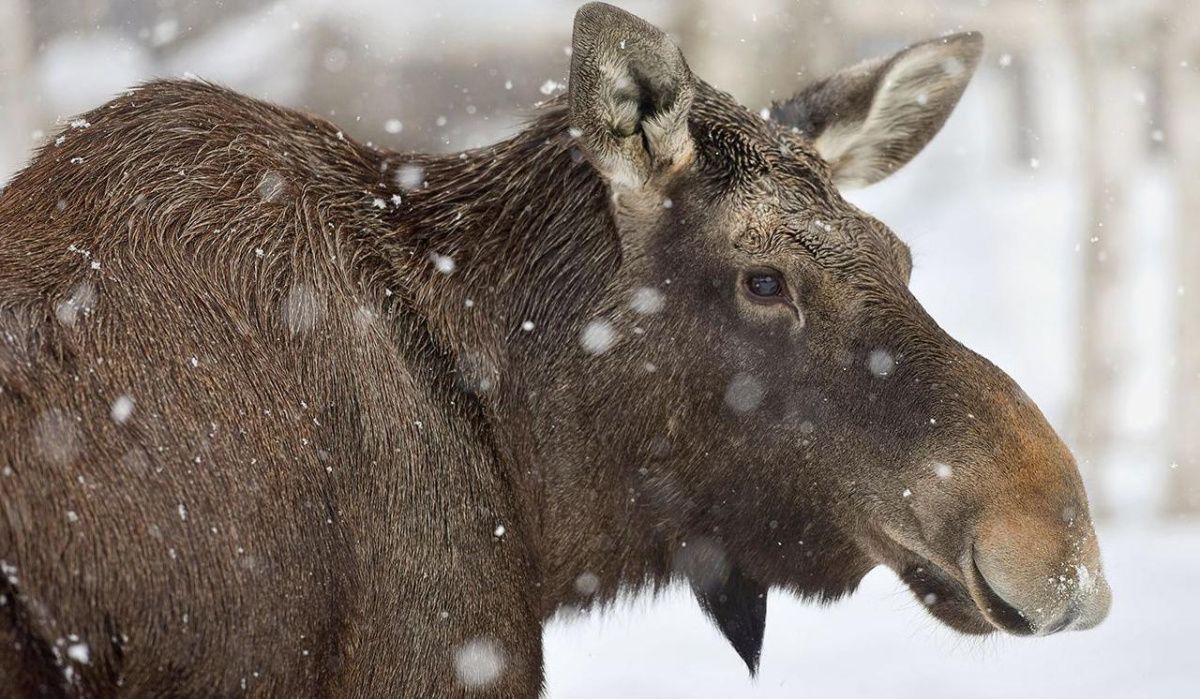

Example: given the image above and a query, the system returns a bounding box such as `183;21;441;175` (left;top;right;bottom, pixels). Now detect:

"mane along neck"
378;104;619;371
371;106;634;586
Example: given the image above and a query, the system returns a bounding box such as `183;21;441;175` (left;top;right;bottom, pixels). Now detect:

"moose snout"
968;511;1111;635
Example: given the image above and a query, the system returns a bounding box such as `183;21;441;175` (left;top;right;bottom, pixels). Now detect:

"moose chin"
0;2;1109;695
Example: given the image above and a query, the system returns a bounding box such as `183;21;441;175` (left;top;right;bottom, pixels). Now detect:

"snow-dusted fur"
0;3;1107;696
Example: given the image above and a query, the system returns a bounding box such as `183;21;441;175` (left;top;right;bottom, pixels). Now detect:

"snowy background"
1;0;1197;696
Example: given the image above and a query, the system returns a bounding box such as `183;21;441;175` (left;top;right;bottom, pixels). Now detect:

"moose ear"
770;32;983;188
568;2;696;191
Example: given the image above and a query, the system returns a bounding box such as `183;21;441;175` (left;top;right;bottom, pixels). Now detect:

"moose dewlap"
0;2;1108;695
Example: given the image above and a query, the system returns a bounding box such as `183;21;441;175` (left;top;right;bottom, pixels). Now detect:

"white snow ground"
545;522;1200;698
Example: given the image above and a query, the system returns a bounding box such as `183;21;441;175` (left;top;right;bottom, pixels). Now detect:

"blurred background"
0;0;1196;696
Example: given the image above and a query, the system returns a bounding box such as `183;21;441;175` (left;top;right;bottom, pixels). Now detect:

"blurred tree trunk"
1006;55;1038;166
0;0;34;184
1062;0;1145;516
674;0;841;109
1164;0;1200;515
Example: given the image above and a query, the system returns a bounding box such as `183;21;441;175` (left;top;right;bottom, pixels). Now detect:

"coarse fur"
0;3;1109;696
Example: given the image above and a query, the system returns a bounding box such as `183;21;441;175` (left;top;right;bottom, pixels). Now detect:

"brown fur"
0;4;1108;696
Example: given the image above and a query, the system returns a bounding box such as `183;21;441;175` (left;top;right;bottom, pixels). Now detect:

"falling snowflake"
32;409;81;468
429;253;456;275
257;171;287;202
111;395;135;424
629;287;664;315
580;319;616;355
724;373;764;414
282;284;322;336
66;641;91;664
395;163;425;191
575;572;600;597
867;349;895;378
54;283;96;328
671;538;730;593
453;638;505;689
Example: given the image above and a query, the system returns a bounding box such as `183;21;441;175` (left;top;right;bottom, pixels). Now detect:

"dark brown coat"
1;3;1109;696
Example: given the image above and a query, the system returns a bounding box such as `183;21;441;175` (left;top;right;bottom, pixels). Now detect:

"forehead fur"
686;82;905;267
689;82;839;204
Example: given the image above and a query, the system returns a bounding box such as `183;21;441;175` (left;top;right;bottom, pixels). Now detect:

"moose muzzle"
969;509;1111;635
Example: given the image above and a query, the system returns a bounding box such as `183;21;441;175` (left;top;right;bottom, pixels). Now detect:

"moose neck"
378;105;671;613
381;104;616;363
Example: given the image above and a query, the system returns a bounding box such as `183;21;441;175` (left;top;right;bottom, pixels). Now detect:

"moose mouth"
894;549;1034;636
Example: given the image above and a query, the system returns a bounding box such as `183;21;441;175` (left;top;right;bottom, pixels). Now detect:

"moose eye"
746;271;784;299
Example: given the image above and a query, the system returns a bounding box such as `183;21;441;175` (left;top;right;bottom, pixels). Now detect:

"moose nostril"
969;549;1034;634
1038;605;1079;636
971;542;1112;635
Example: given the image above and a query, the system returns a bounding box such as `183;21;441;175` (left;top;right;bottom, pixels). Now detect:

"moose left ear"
568;2;696;192
770;32;984;188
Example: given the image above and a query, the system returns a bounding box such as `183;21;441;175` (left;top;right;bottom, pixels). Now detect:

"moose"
0;3;1110;696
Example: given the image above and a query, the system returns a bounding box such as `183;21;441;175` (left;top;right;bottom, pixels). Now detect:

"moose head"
536;2;1110;671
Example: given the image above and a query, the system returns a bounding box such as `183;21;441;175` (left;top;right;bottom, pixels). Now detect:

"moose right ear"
568;2;696;192
770;32;983;189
